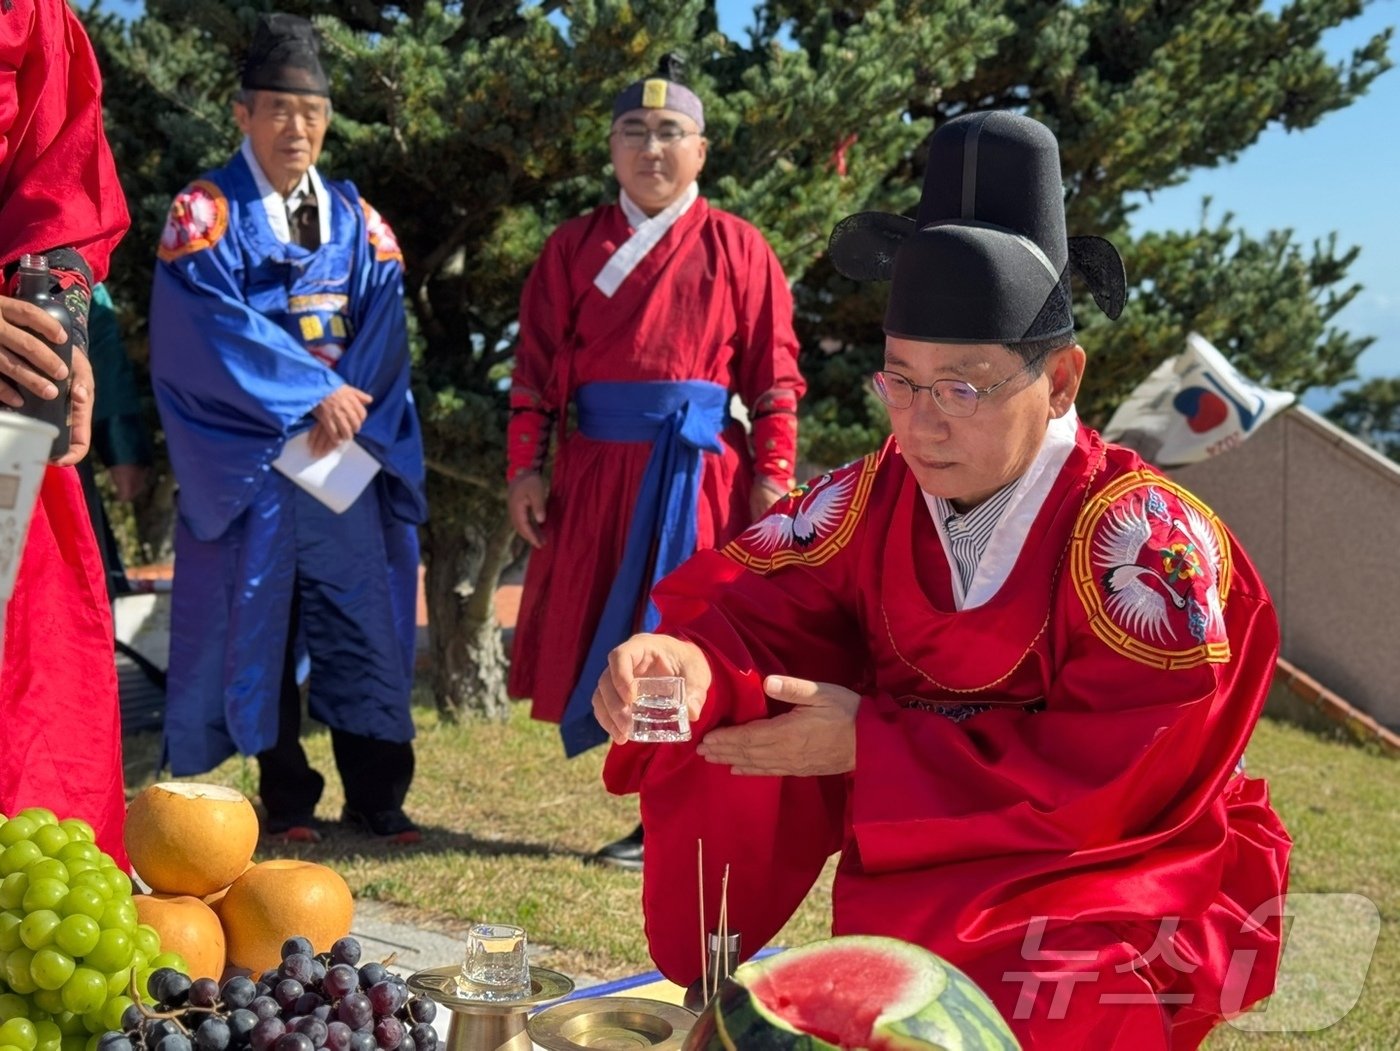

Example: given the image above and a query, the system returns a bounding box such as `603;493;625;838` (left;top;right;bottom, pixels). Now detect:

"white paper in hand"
271;431;381;513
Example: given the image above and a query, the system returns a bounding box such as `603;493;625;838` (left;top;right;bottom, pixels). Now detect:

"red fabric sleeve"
0;0;130;282
727;226;803;483
750;388;799;486
506;231;572;481
507;390;552;482
603;482;871;982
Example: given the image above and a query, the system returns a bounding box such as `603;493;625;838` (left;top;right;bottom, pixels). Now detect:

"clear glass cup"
459;923;530;1000
628;676;691;743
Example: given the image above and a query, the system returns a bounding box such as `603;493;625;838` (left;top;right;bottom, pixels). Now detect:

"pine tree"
1326;377;1400;461
85;0;1389;717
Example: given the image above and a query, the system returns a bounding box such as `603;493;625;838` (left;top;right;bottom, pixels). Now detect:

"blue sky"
104;0;1395;396
712;0;1399;402
1119;2;1399;404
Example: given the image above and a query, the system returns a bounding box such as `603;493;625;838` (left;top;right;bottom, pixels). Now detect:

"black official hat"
828;110;1125;345
241;13;330;98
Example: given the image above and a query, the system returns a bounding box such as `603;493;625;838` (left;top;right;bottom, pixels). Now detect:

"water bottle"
12;254;73;459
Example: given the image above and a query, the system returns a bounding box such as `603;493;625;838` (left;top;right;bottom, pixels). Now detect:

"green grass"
125;706;1397;1047
1203;718;1399;1049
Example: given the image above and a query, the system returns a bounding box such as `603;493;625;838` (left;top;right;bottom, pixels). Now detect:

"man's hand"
0;295;69;408
306;421;339;458
309;385;373;456
507;472;548;549
696;675;859;776
749;475;790;522
53;349;93;467
593;633;713;745
108;463;149;502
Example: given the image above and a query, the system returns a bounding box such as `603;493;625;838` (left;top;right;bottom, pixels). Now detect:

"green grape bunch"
0;808;189;1051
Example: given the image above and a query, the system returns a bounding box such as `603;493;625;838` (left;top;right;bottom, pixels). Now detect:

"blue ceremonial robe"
150;151;426;775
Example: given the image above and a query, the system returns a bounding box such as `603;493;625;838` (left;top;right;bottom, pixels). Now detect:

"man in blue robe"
149;13;427;843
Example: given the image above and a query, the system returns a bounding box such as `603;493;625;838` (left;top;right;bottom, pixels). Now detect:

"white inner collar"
593;183;700;298
240;138;332;247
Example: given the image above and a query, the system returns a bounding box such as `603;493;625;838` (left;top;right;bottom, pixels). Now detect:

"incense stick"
718;863;732;985
698;838;708;1005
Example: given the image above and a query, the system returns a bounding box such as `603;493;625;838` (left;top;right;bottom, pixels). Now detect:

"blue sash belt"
560;379;729;755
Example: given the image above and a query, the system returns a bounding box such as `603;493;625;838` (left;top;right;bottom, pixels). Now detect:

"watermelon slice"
682;936;1020;1050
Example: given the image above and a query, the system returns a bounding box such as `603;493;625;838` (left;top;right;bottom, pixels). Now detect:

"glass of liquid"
628;676;691;743
459;923;531;1000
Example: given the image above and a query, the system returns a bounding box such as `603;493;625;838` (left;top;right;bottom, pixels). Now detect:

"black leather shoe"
342;806;423;845
593;824;643;870
262;813;326;843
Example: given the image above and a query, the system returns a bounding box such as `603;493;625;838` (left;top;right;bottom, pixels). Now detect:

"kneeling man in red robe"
594;111;1289;1050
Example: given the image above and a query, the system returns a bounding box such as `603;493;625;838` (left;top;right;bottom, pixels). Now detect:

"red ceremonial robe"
0;0;130;863
605;425;1291;1050
509;199;804;726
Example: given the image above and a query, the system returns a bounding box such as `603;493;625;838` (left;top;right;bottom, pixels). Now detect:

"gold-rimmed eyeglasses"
872;349;1051;417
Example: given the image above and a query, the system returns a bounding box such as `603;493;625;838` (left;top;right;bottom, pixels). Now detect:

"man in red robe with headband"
0;0;131;863
507;55;805;866
594;112;1289;1048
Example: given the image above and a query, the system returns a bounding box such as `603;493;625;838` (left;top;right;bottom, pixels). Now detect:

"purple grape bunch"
96;937;439;1051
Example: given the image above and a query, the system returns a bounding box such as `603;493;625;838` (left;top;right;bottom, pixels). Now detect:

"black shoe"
341;806;423;845
262;813;326;843
594;824;643;871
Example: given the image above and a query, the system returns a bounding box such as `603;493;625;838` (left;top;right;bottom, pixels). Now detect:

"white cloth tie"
593;183;700;298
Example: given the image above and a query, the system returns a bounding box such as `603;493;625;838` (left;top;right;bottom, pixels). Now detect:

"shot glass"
459;923;530;1000
628;676;691;743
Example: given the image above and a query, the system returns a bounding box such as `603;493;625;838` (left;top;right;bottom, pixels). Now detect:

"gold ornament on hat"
642;79;668;108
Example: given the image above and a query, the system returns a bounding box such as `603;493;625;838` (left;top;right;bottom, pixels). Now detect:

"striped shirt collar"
932;481;1021;596
919;407;1080;609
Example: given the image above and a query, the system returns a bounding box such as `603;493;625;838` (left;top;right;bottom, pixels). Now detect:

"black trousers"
76;459;127;602
256;589;415;820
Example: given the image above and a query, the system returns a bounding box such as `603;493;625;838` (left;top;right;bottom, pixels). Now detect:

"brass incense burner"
407;964;573;1051
528;997;698;1050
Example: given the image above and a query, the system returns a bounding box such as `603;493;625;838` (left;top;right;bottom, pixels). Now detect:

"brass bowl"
527;997;698;1050
407;964;574;1010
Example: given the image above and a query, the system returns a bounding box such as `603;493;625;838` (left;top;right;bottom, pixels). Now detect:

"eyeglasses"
871;350;1051;417
258;98;330;128
611;126;700;149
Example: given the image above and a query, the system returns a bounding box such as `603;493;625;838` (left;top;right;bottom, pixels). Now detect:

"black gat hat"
241;13;330;97
828;111;1125;345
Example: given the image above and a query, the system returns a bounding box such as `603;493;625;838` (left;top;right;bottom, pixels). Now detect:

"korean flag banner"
1102;332;1296;467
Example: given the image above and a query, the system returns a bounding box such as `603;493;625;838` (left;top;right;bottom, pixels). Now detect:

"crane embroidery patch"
360;199;404;265
158;182;229;260
723;453;878;572
1071;473;1233;669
